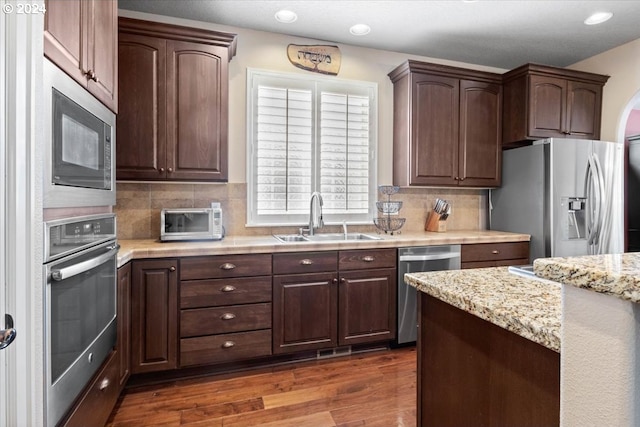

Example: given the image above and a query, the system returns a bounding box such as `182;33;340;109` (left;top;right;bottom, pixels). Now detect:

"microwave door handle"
51;244;120;281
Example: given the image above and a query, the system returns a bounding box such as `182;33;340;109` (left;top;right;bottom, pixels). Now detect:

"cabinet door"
116;33;167;180
528;75;567;138
407;74;459;186
338;269;396;346
459;80;502;187
85;0;117;112
116;263;131;390
131;259;178;374
166;40;229;181
566;80;602;140
43;0;87;84
273;273;337;354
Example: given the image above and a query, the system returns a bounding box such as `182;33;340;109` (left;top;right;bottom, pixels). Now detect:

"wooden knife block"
425;211;446;232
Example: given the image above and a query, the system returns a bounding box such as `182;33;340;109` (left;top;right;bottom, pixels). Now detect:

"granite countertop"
405;267;561;352
117;230;529;267
534;252;640;304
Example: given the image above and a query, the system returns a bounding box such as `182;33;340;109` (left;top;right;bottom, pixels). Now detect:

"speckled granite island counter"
405;267;561;426
533;253;640;427
405;267;561;352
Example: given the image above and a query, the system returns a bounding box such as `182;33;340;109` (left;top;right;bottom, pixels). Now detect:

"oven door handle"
51;244;120;281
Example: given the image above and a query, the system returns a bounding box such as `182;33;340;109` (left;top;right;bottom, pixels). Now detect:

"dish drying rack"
373;185;405;235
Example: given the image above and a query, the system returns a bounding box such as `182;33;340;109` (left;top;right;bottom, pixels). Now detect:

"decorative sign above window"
287;44;341;75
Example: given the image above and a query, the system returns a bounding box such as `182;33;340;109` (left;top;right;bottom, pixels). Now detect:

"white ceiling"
117;0;640;70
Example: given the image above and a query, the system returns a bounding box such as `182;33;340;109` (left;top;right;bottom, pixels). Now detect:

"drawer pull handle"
492;250;500;254
300;259;314;265
222;341;235;348
221;312;236;320
362;256;375;262
220;263;236;270
221;285;236;292
98;378;110;391
169;266;176;272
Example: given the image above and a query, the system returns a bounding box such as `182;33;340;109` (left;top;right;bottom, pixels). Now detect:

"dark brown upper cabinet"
502;64;609;147
116;18;237;182
389;60;502;187
44;0;118;112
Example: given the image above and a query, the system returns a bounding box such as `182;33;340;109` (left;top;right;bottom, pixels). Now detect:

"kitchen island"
405;267;561;426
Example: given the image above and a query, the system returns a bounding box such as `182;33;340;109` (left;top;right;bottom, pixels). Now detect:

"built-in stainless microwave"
43;59;116;208
161;205;224;241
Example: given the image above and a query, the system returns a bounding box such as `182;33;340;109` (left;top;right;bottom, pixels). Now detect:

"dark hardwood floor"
106;347;416;427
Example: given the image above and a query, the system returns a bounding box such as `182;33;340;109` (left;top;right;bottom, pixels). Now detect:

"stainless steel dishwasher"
397;245;461;344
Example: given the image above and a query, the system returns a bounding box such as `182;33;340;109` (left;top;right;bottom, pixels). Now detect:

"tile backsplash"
115;182;488;240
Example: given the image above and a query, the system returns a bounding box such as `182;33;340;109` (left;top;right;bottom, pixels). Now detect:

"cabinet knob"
300;259;314;265
98;378;110;391
491;250;499;254
222;341;235;349
459;177;465;181
159;167;165;173
221;312;236;320
84;70;98;83
332;278;338;284
220;263;236;270
168;167;173;173
455;176;460;180
362;256;375;262
169;266;176;272
340;277;346;284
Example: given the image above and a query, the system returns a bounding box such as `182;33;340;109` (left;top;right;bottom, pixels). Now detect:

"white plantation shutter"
247;69;377;226
256;86;312;215
320;92;370;214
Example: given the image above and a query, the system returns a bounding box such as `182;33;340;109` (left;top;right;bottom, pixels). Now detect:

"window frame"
246;68;378;227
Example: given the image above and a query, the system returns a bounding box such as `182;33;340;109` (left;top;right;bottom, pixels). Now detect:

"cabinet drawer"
180;276;272;309
462;258;529;269
273;251;338;274
339;249;396;271
62;351;120;427
180;329;272;367
180;254;272;280
181;303;272;337
461;242;529;263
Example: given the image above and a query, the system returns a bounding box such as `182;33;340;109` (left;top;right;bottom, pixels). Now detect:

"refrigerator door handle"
591;153;607;253
584;154;602;253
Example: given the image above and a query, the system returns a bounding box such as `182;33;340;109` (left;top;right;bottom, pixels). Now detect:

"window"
247;69;377;226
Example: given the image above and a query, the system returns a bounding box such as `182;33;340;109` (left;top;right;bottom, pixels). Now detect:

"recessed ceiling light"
275;9;297;24
584;11;613;25
349;24;371;36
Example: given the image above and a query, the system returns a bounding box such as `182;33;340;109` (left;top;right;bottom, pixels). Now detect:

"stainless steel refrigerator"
490;138;624;262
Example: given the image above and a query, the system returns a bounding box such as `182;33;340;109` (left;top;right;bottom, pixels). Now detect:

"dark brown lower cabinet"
418;293;560;427
131;259;179;374
117;262;131;389
273;272;338;354
461;241;530;268
273;249;397;355
338;268;396;346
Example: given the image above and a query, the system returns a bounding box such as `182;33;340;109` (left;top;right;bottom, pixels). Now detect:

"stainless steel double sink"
273;232;381;243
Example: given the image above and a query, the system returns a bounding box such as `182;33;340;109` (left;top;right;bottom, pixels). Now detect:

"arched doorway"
618;91;640;252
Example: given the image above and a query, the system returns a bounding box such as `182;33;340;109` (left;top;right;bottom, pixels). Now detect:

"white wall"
568;38;640;142
117;10;506;184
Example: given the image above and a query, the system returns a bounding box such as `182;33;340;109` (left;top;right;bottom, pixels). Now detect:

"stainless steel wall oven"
43;214;119;426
